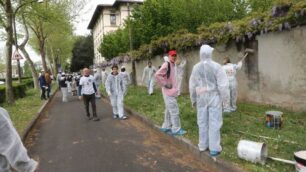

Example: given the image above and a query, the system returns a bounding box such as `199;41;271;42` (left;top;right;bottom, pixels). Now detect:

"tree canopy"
70;36;94;72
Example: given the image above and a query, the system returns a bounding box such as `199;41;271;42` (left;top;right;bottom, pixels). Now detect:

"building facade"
87;0;143;65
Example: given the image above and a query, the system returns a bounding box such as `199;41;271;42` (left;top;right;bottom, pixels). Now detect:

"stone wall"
115;26;306;111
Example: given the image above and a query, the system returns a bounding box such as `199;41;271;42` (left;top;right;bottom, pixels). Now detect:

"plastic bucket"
237;140;268;165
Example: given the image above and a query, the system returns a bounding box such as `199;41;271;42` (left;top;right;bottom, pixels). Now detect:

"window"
110;14;116;26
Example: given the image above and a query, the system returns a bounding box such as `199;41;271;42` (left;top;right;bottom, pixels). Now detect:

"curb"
102;95;244;172
21;87;59;142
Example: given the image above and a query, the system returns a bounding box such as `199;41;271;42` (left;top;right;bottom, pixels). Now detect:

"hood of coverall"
200;44;214;62
163;56;169;62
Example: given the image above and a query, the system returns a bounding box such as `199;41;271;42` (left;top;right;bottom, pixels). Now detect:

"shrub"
0;79;34;104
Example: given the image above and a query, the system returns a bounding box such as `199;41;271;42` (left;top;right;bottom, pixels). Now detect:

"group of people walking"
57;65;131;121
38;70;53;100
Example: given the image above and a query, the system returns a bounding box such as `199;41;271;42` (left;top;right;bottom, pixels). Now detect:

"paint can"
265;111;283;129
237;140;268;165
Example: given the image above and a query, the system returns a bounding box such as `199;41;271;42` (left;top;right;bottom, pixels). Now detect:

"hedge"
0;77;33;82
0;79;34;104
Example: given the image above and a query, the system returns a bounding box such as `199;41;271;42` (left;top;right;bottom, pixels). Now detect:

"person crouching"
105;65;128;120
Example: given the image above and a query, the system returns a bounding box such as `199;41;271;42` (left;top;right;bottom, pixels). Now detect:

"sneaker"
113;114;119;119
199;148;208;152
87;116;93;120
92;117;100;121
171;129;187;136
210;151;221;157
120;115;128;120
223;110;231;113
160;128;171;133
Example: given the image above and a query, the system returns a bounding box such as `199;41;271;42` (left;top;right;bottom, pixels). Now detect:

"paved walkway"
27;92;212;172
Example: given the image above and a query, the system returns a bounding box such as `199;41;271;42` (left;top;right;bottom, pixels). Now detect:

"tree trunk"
39;41;48;72
131;60;137;85
19;14;39;89
50;48;58;75
19;47;39;89
4;0;15;104
12;13;22;83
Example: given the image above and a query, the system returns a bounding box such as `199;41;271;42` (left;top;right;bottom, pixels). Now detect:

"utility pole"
127;2;137;85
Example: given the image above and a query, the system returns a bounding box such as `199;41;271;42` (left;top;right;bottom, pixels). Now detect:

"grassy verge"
1;84;57;134
120;86;306;172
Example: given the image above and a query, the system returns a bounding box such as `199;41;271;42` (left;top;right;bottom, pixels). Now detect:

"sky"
0;0;113;65
74;0;115;35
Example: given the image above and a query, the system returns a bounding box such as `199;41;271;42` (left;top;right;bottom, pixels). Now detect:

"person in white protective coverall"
142;61;157;95
119;66;131;88
101;68;109;86
222;56;243;112
155;50;186;136
105;65;128;120
189;45;229;156
175;56;186;95
93;68;102;98
0;107;39;172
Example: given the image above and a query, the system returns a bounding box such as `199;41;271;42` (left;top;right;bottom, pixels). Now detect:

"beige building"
87;0;143;65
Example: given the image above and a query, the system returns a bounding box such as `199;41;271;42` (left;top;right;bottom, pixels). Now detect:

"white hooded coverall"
119;71;131;88
105;73;126;118
189;45;229;152
94;69;102;97
176;59;186;95
142;66;156;94
222;61;242;112
0;107;38;172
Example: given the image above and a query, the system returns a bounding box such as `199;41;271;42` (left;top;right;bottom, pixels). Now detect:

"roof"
87;0;143;29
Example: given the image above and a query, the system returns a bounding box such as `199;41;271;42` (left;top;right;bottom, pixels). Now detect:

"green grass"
122;86;306;172
1;84;56;134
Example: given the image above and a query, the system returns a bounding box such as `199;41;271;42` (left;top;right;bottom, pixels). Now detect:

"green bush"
0;79;34;104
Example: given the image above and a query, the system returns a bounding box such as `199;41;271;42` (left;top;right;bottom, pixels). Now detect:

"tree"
99;28;129;60
0;0;15;104
99;0;250;60
70;36;94;72
23;60;31;77
17;14;40;89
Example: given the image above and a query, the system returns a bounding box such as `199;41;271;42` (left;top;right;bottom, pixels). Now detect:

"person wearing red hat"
155;50;186;136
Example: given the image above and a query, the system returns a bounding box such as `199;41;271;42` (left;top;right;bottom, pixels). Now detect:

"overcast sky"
74;0;115;35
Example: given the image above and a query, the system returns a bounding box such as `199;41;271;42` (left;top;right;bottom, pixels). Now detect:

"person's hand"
78;96;82;100
34;163;39;172
164;83;172;89
192;102;197;108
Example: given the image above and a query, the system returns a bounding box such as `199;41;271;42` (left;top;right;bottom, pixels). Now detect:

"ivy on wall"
100;0;306;66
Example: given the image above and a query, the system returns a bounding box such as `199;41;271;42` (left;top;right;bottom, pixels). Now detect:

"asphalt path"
27;92;213;172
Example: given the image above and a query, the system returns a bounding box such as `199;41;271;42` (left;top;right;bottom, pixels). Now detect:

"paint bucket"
237;140;268;165
265;111;283;129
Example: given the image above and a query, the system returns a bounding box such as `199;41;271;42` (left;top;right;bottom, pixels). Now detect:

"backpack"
166;62;171;79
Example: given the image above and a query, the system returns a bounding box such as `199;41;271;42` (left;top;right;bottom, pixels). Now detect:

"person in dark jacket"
59;73;68;102
38;71;47;100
